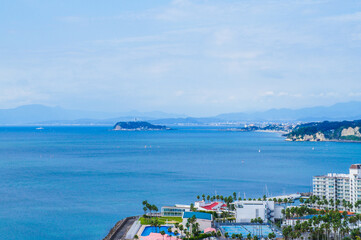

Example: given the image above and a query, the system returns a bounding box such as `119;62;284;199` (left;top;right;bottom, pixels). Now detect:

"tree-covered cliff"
286;120;361;141
113;121;169;131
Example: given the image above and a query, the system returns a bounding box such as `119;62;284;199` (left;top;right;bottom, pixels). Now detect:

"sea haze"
0;127;360;240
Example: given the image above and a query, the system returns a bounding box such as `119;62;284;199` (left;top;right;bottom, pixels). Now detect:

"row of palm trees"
169;218;217;239
224;231;276;240
196;193;276;203
196;193;239;204
281;206;361;239
142;200;159;216
196;193;296;207
301;195;361;212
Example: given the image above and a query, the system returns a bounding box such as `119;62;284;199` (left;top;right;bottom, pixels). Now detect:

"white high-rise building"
313;164;361;210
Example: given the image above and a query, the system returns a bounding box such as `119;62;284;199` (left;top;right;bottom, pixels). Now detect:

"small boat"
36;127;44;130
258;149;261;153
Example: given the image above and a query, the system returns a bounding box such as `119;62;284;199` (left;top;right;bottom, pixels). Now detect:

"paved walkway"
111;217;138;240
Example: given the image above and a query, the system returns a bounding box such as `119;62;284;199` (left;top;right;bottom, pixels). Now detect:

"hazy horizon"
2;0;361;116
1;100;361;120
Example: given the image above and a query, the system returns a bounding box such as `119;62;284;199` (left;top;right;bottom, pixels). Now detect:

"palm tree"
160;231;166;240
197;195;200;200
150;218;160;233
185;222;190;231
258;217;263;237
336;199;340;210
143;206;147;215
179;224;184;236
224;232;229;239
268;232;276;239
152;205;158;213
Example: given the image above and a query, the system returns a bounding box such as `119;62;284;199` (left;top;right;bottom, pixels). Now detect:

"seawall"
103;216;138;240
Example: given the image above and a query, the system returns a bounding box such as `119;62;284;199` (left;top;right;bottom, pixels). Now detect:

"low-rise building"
194;201;227;212
161;205;190;217
233;200;283;223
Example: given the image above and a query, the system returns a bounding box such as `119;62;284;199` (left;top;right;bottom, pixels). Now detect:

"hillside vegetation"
286;120;361;141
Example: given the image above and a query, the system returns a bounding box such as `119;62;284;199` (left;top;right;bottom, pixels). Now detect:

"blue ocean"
0;126;360;240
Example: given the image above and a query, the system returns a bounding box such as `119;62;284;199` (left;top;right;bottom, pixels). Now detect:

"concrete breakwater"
103;216;138;240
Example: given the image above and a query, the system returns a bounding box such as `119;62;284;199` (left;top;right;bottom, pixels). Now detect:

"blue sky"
1;0;361;116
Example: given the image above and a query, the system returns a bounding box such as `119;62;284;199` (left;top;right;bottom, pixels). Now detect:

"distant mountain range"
0;104;186;125
1;101;361;125
216;101;361;122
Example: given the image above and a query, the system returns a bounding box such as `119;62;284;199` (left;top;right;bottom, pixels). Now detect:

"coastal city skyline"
2;0;361;116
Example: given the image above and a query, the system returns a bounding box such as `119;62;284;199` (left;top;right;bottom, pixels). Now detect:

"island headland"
286;120;361;142
113;121;170;131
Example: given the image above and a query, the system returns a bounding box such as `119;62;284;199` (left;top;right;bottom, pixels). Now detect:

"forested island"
286;120;361;142
113;121;170;131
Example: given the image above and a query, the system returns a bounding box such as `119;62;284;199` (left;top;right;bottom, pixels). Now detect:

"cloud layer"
1;0;361;116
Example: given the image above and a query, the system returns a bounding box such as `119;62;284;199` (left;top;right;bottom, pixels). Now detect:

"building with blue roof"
182;212;212;231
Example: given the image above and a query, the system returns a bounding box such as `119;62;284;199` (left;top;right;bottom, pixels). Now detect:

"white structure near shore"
233;200;283;223
313;164;361;211
161;204;190;217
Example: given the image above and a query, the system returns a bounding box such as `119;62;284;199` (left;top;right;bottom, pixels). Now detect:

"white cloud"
213;29;234;46
325;12;361;22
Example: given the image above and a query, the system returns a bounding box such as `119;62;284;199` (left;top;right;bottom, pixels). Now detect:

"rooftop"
182;212;212;220
350;164;361;169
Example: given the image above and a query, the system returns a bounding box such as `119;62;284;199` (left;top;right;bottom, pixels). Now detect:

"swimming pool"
221;225;276;237
141;226;177;236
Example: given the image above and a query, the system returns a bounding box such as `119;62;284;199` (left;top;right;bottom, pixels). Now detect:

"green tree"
179;224;184;236
268;232;276;239
160;231;166;240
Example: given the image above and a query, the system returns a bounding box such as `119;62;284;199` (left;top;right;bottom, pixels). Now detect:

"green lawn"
139;216;182;225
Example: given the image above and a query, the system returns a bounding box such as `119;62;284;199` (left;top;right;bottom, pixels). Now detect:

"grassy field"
139;216;182;225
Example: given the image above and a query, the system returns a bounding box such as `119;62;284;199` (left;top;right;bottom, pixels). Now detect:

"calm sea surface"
0;126;360;240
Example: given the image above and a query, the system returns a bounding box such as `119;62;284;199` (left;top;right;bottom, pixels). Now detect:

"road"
110;217;138;240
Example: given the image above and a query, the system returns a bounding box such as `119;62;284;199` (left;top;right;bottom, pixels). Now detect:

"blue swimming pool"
141;226;177;236
221;225;277;238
